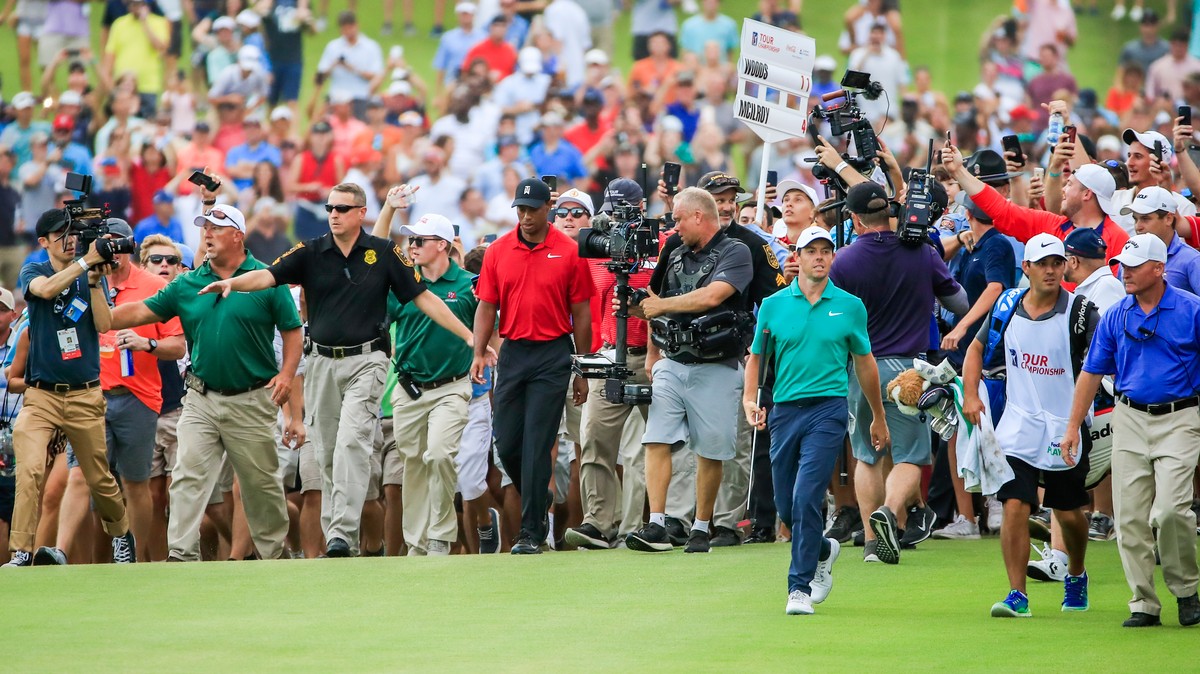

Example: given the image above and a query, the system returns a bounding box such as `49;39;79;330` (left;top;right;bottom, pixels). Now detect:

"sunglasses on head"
701;174;740;191
554;207;588;219
209;208;234;221
325;203;358;213
148;254;181;265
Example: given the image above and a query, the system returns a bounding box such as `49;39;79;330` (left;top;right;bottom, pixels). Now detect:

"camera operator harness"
650;231;754;365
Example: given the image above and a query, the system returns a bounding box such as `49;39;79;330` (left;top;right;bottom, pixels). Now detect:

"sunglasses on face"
325;203;358;213
148;254;181;265
554;207;588;219
408;237;437;247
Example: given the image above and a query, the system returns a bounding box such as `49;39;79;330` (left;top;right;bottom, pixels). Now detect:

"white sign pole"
755;143;771;228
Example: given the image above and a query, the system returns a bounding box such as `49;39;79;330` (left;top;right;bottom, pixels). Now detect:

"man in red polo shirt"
462;15;518;82
471;178;593;554
944;145;1128;268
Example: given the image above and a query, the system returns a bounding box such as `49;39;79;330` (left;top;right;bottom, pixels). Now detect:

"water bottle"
120;347;135;378
1047;111;1064;147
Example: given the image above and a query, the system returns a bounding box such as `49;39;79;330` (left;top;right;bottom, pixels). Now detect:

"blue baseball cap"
1063;227;1107;259
153;190;173;205
176;243;196;269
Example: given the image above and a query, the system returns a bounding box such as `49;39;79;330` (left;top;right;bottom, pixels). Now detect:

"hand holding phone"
1002;134;1025;167
1180;105;1193;127
1063;125;1077;145
766;170;778;187
188;170;220;193
541;175;557;191
662;162;681;195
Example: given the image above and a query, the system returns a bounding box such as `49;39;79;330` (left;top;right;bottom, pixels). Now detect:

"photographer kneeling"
625;187;752;555
4;208;136;567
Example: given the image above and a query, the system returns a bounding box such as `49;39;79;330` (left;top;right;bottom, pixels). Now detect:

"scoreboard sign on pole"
735;19;817;143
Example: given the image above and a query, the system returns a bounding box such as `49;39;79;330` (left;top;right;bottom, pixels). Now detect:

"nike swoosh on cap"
1041;241;1055;247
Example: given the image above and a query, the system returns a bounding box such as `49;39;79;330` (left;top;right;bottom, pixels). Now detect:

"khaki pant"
1111;403;1200;615
308;350;388;550
579;350;649;538
10;387;128;552
168;387;288;561
617;411;649;537
392;378;471;551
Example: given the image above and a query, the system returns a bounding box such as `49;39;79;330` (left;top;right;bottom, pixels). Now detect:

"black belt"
777;396;841;409
1117;393;1200;416
603;343;648;355
414;373;469;391
313;338;388;359
105;386;132;396
185;370;270;396
29;379;100;393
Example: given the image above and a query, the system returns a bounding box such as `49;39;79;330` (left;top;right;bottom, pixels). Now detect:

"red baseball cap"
52;114;75;131
1008;105;1037;122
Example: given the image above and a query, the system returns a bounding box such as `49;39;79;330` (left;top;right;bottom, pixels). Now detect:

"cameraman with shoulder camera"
829;182;967;566
565;178;657;550
625;187;753;554
4;208;136;568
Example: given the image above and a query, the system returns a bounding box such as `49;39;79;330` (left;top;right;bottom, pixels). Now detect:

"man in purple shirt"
829;182;967;566
39;1;91;71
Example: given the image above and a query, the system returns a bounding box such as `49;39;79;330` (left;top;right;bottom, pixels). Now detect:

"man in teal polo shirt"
111;203;304;561
744;226;890;616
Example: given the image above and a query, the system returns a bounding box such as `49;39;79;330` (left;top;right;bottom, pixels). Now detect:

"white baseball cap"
585;49;609;66
1096;134;1121;154
1023;232;1066;262
58;90;82;107
455;2;477;13
270;105;293;121
1119;185;1179;216
329;89;354;105
11;91;35;110
1073;164;1118;217
1111;233;1168;267
796;225;834;249
518;47;542;75
556;189;594;216
400;213;456;243
1122;128;1174;162
236;9;261;28
388;80;413;97
814;55;837;72
194;204;247;233
774;179;818;207
237;44;261;69
213;15;237;32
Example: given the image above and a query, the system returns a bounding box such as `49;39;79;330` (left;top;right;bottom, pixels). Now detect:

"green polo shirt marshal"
144;251;303;391
393;260;476;384
751;278;871;402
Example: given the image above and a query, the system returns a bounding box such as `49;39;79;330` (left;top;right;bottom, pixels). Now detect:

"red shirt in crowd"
475;226;593;342
99;265;185;414
129;161;171;223
462;39;518;81
587;258;652;352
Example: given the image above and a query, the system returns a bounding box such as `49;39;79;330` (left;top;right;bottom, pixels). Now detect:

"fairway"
2;538;1196;672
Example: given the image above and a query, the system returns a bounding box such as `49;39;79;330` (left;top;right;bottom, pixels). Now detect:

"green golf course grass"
1;537;1195;671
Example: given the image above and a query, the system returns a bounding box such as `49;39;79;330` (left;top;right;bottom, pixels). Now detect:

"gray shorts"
105;391;159;483
848;357;932;466
642;358;743;461
151;407;182;478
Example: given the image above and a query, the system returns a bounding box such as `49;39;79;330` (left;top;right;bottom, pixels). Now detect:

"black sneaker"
852;528;865;547
664;517;688;546
1028;508;1052;542
899;504;936;549
1179;594;1200;627
112;532;137;564
325;537;351;558
1;550;32;568
33;546;67;566
709;525;741;547
626;522;673;552
684;529;710;553
824;506;861;543
510;534;542;555
478;507;501;554
868;506;900;564
564;523;611;550
1122;612;1162;628
1088;512;1115;541
745;527;775;544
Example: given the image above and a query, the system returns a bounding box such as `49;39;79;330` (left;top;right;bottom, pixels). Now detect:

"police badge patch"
364;249;377;265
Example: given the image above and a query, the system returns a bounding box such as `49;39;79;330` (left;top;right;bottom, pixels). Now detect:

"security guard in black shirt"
199;182;476;558
651;171;788;547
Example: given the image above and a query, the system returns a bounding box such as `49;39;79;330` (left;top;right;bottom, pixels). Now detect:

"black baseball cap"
698;171;744;196
957;192;993;224
1064;228;1107;259
600;178;644;212
845;182;890;215
36;208;70;237
965;149;1020;184
512;178;552;208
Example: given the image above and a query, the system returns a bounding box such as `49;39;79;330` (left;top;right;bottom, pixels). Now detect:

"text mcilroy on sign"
735;19;817;143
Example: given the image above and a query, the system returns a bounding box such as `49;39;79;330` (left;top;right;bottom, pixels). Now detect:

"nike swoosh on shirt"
547;254;562;258
828;311;843;316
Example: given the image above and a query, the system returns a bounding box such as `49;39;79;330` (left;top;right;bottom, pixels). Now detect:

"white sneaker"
786;590;814;615
985;497;1003;533
427;540;451;556
1027;543;1067;582
932;514;980;540
810;538;840;604
1111;3;1126;19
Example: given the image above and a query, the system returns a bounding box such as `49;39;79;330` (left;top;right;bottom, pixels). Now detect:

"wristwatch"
148;338;158;353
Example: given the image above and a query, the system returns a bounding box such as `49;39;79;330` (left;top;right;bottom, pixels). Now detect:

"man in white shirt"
407;147;467;226
1065;229;1125;315
543;0;592;89
493;49;552;147
313;11;384;119
848;22;908;124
